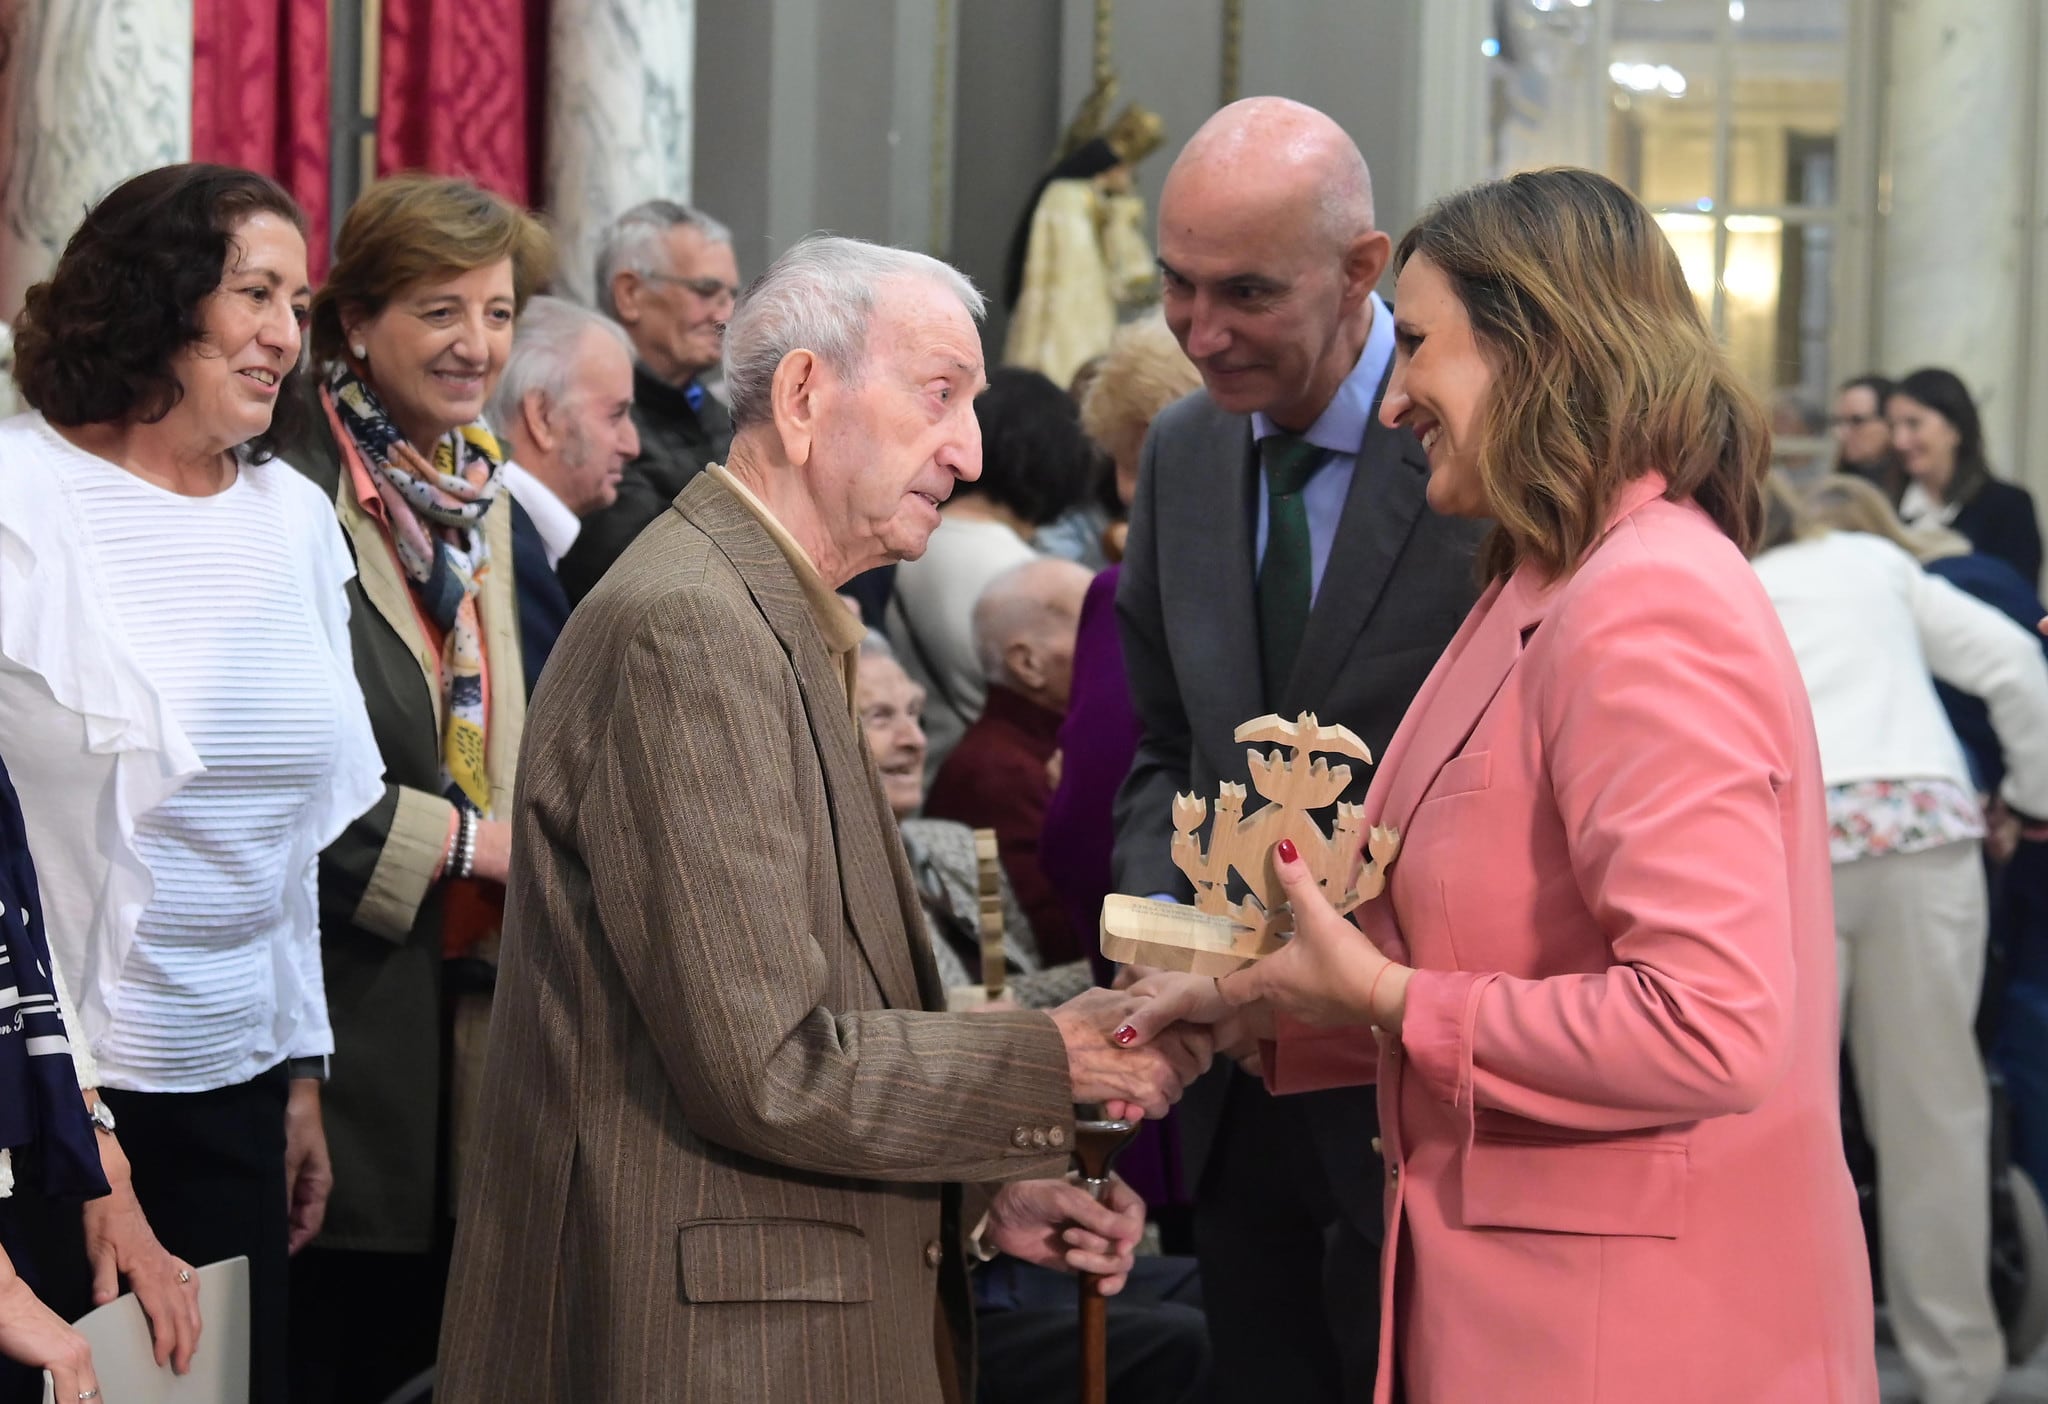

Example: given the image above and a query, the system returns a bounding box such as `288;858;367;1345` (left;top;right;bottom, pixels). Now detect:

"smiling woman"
272;173;554;1402
1124;168;1878;1403
0;163;386;1404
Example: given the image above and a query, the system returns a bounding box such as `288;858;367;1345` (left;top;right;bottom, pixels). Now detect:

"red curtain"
191;0;333;278
377;0;548;207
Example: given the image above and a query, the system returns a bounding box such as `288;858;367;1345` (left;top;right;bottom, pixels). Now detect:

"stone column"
0;0;193;320
544;0;696;305
1879;0;2032;471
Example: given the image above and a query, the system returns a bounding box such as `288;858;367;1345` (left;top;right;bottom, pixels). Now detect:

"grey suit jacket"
1112;375;1485;1218
439;474;1076;1404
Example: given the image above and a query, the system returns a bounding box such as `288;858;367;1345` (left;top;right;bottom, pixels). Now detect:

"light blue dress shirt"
1250;291;1396;602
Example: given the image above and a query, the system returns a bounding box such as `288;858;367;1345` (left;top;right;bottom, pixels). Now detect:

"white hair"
722;234;985;432
971;557;1090;685
486;295;633;437
593;199;734;319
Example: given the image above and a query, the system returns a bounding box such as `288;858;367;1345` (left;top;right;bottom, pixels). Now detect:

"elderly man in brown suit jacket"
437;235;1210;1404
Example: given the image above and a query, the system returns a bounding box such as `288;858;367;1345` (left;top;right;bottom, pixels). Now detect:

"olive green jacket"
283;404;526;1251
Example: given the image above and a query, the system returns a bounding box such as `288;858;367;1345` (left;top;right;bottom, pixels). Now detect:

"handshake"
1045;978;1269;1120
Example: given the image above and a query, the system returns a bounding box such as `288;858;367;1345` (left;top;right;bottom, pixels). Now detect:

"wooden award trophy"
1099;712;1400;975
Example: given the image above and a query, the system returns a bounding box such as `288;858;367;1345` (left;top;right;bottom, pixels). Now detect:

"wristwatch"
85;1097;116;1135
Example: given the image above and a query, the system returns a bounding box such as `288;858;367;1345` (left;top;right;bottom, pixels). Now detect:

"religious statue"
1001;82;1166;390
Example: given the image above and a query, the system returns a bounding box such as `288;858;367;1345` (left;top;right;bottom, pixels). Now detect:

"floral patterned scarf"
326;366;502;817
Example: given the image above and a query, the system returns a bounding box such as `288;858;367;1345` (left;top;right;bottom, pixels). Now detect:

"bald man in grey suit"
1114;99;1484;1401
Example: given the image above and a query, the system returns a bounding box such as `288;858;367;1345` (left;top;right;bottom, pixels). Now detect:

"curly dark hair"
10;163;309;461
959;365;1102;527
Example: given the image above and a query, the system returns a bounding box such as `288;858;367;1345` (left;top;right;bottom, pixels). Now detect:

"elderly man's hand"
985;1175;1145;1294
1047;988;1214;1119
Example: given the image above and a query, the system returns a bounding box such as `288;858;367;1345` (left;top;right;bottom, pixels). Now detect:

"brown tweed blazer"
437;473;1077;1404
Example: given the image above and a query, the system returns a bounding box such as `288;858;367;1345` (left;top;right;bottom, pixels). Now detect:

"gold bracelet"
1366;962;1395;1030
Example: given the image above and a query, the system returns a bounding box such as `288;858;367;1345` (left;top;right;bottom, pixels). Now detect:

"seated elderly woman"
276;173;551;1404
856;632;1091;1009
0;164;383;1402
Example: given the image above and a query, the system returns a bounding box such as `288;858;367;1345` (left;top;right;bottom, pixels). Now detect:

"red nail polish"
1276;838;1299;865
1113;1024;1138;1045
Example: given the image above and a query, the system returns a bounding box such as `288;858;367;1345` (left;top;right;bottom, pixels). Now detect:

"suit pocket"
677;1217;875;1304
1460;1133;1687;1239
1417;750;1492;807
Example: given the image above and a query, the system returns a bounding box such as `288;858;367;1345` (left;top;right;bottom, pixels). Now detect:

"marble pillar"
544;0;696;305
1880;0;2031;474
0;0;193;320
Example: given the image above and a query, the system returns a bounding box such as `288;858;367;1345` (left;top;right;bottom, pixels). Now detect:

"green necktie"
1257;432;1325;703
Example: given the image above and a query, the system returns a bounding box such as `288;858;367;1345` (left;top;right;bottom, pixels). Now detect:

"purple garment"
1042;567;1142;966
1039;565;1188;1209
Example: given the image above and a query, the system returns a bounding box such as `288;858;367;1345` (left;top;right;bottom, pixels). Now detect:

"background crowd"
0;68;2044;1404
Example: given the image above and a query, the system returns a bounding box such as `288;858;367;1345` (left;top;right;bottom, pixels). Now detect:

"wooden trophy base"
1098;894;1281;977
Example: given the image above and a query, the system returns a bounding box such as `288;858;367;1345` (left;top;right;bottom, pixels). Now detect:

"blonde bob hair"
1396;168;1770;580
1803;473;1973;564
1080;312;1201;475
311;173;553;368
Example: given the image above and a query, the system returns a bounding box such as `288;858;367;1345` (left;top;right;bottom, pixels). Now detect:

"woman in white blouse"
1753;476;2048;1404
0;164;382;1403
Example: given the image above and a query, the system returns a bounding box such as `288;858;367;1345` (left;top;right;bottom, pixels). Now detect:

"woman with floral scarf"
279;174;551;1404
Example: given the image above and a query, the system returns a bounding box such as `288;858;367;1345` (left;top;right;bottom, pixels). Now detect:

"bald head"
1155;98;1392;429
1167;97;1375;249
972;557;1092;711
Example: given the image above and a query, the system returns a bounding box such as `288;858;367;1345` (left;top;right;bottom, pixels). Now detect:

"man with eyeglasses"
559;200;742;602
1832;372;1906;508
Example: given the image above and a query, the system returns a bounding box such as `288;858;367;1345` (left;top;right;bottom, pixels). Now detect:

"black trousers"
5;1065;293;1403
975;1255;1212;1404
287;1235;450;1404
1193;1068;1382;1404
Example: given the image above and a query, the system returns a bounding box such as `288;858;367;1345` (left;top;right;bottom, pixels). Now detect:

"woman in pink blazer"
1121;169;1878;1402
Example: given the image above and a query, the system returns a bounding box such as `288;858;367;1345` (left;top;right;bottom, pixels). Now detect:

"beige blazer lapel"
476;497;526;817
334;463;443;733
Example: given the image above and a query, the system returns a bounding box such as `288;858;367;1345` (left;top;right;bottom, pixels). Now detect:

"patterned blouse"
1826;778;1986;866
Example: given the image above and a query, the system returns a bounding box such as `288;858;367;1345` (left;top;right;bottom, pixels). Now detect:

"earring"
351;343;366;359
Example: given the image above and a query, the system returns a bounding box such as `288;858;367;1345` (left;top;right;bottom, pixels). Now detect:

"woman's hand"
82;1118;202;1373
1217;839;1413;1031
284;1078;333;1255
1109;970;1274;1075
0;1248;96;1401
469;818;513;886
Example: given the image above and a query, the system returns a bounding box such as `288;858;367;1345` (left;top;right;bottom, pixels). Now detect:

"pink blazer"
1268;477;1877;1403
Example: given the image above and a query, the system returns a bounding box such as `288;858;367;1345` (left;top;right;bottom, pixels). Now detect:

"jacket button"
924;1240;943;1268
1031;1127;1049;1148
1389;1164;1400;1183
1012;1127;1031;1148
1371;1137;1384;1156
1048;1126;1067;1149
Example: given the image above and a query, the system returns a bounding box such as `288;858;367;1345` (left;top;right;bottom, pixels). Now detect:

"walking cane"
1072;1115;1139;1404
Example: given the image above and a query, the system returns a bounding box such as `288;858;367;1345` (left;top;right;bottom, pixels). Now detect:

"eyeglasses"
644;273;740;303
1829;413;1884;430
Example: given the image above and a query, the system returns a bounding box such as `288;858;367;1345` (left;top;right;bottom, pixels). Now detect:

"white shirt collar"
1899;480;1960;528
502;461;581;570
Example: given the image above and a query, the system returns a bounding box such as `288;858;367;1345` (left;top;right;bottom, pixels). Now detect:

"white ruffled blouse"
0;412;385;1097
